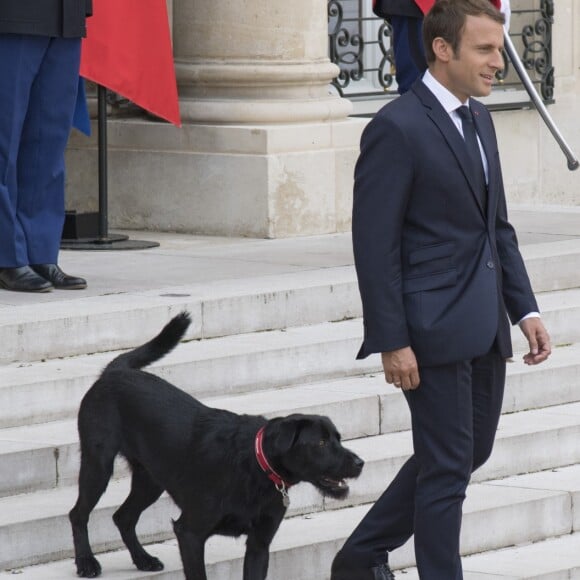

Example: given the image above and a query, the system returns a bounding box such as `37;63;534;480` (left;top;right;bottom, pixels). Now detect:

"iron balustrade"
328;0;554;110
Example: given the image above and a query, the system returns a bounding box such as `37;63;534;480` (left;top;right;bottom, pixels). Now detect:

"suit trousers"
337;349;506;579
0;34;81;267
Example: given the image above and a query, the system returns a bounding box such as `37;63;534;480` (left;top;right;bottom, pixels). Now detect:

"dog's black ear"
271;416;304;455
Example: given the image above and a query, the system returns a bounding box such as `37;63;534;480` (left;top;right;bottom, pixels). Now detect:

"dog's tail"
104;311;191;372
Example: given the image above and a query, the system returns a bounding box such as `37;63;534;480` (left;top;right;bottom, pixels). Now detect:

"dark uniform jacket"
373;0;423;19
0;0;92;38
373;0;501;19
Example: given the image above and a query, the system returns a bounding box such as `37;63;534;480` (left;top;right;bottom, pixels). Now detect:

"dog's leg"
173;515;208;580
112;462;165;572
69;450;116;578
243;513;285;580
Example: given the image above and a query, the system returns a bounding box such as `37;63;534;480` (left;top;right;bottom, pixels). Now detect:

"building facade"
65;0;580;238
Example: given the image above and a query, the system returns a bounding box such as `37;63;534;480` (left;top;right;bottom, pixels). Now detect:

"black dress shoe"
372;563;395;580
331;559;395;580
0;266;53;293
31;264;87;290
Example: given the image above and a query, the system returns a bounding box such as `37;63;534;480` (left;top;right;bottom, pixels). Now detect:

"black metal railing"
328;0;554;108
328;0;396;96
501;0;554;101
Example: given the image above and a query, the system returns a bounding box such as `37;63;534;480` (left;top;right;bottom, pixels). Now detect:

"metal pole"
503;33;578;171
61;85;158;250
97;84;110;239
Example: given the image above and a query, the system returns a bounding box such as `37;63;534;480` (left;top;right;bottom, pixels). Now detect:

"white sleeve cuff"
518;311;540;325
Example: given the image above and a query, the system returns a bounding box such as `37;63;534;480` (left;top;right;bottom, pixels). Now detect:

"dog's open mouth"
317;476;350;496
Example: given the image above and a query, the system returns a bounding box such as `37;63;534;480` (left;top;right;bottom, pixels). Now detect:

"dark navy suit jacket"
353;80;538;367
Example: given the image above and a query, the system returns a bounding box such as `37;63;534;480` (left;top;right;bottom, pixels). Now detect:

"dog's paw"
134;553;164;572
75;556;102;577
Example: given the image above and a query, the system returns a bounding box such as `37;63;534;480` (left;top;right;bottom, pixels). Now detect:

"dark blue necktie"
457;105;487;209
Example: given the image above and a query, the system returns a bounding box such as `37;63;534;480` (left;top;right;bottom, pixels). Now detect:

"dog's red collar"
255;426;291;506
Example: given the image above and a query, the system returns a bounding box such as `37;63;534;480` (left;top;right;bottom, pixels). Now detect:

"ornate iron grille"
328;0;554;109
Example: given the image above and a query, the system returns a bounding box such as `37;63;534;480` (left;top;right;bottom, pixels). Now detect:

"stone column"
172;0;351;124
66;0;366;238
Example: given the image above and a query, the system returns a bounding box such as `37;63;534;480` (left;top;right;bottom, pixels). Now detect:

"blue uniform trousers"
0;34;80;267
390;15;426;94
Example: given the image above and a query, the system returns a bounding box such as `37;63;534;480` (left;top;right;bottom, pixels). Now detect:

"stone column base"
175;61;353;124
65;117;367;238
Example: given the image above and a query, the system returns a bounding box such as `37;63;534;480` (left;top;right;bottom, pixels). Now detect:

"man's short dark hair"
422;0;505;63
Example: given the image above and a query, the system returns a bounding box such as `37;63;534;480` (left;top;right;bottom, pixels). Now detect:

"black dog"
69;312;364;580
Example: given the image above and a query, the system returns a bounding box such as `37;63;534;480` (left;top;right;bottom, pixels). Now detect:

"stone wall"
494;0;580;206
64;0;580;238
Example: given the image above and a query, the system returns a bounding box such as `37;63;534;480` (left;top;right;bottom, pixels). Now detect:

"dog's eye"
319;439;328;447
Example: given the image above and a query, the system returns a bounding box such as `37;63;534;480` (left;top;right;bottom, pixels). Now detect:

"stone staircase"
1;234;580;579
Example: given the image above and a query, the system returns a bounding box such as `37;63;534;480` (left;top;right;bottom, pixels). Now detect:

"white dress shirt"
422;69;490;183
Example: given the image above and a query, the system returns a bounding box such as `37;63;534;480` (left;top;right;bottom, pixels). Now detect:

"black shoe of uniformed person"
31;263;87;289
0;266;53;293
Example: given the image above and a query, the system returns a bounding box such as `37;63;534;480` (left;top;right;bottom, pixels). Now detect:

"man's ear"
432;37;452;63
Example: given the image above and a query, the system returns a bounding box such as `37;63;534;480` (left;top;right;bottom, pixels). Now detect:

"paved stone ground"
0;205;578;309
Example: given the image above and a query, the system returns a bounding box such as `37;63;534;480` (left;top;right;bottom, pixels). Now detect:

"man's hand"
519;317;551;365
381;347;420;390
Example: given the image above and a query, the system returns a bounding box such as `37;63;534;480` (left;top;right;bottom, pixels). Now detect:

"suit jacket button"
486;260;495;269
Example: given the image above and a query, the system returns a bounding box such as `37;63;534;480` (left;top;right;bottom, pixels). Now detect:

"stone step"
0;238;579;366
522;238;580;295
15;533;580;580
2;466;576;577
0;267;360;365
0;375;387;498
511;287;580;352
2;290;580;431
0;318;374;429
0;478;177;572
1;225;577;580
1;402;580;570
402;532;580;579
1;341;579;497
486;463;580;531
328;401;580;511
401;465;580;579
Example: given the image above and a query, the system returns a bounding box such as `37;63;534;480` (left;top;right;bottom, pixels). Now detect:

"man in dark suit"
331;1;550;578
0;0;92;292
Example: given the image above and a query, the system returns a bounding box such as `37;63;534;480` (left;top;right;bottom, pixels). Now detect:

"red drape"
80;0;181;127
